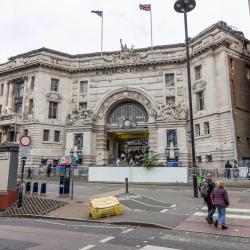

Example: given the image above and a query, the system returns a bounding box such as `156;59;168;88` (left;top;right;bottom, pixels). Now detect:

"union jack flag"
139;4;151;11
91;10;103;17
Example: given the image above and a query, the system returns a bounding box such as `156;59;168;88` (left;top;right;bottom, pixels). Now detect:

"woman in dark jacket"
211;181;229;229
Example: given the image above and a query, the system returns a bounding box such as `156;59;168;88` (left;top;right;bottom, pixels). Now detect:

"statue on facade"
66;110;94;126
112;39;141;63
157;102;187;120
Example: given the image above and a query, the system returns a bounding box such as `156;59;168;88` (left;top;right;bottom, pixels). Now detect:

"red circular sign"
20;135;32;147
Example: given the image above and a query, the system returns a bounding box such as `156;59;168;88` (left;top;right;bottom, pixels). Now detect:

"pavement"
9;177;250;238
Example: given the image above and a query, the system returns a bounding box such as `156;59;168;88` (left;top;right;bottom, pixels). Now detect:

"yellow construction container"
89;196;123;219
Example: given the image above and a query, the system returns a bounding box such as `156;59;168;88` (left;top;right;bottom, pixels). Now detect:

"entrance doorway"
106;100;149;165
107;129;149;165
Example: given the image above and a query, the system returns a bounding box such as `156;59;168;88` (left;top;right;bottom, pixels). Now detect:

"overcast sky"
0;0;249;63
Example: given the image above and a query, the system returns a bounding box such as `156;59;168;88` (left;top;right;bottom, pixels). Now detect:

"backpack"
200;181;209;198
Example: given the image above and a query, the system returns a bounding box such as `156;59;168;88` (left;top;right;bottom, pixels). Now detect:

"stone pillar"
7;82;14;113
95;125;108;165
2;81;9;114
0;143;19;209
21;77;28;120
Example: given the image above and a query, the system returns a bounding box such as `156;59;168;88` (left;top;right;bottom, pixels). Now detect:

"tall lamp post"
174;0;198;198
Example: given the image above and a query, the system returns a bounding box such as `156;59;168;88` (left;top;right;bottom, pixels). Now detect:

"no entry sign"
20;135;32;147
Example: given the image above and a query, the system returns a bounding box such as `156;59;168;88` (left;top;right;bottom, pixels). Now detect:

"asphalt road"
1;218;250;250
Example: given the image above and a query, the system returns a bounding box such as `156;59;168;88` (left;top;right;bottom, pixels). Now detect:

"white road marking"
201;207;250;213
67;224;124;229
160;209;168;213
34;220;66;226
122;228;134;234
99;236;115;243
194;212;250;220
170;204;176;208
139;245;182;250
79;245;96;250
129;198;171;209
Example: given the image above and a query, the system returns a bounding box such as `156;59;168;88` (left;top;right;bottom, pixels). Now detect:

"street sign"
20;135;32;147
19;146;31;159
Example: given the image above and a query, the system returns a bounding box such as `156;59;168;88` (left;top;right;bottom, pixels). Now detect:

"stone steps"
0;196;67;216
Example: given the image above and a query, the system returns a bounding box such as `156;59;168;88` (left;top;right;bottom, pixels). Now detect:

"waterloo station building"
0;21;249;169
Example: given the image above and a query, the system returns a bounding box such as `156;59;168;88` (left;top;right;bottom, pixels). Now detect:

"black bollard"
40;183;47;196
193;174;198;198
25;182;31;194
125;178;128;193
33;182;39;195
17;189;23;208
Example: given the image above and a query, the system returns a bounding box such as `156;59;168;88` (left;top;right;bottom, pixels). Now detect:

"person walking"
200;173;216;224
211;181;229;229
224;161;232;179
27;167;32;179
47;162;52;177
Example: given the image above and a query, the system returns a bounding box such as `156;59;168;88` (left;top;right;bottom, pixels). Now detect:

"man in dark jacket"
204;173;216;224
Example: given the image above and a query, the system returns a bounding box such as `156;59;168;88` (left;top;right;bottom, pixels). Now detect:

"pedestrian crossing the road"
176;206;250;237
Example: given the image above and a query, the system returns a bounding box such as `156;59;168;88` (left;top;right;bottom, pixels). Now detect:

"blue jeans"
216;206;226;226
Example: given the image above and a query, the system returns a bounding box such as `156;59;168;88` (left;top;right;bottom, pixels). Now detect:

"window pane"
204;122;210;135
43;130;49;141
54;131;60;142
49;102;58;119
167;129;177;146
195;124;200;137
165;74;175;87
80;81;88;94
197;91;204;110
195;65;202;80
166;96;175;104
79;102;87;110
51;78;59;92
74;134;83;149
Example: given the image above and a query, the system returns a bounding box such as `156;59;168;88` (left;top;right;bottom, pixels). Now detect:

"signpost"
18;135;32;208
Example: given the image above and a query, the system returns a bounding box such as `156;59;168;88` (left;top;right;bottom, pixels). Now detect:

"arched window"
107;101;148;126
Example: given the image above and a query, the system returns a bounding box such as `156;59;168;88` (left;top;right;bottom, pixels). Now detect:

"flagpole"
150;8;153;51
101;13;103;56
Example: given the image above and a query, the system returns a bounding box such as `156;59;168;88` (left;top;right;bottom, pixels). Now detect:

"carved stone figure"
157;102;187;120
66;110;94;126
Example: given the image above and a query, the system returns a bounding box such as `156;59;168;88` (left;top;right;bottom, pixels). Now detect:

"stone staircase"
0;196;67;216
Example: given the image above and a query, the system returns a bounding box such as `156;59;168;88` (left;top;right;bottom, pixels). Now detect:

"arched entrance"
106;101;149;164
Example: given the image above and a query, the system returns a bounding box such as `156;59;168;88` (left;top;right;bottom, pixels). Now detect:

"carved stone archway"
94;87;157;125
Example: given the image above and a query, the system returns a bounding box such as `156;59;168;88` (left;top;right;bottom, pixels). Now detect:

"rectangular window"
43;130;49;141
204;122;210;135
54;131;60;142
195;124;200;137
79;102;87;110
206;155;213;162
166;96;175;104
197;91;205;110
51;78;59;92
0;105;2;115
195;65;202;80
15;103;22;116
74;133;83;149
29;99;33;115
167;129;177;147
16;82;24;98
0;132;2;143
80;81;88;94
165;74;175;87
48;102;58;119
0;84;4;96
31;76;35;90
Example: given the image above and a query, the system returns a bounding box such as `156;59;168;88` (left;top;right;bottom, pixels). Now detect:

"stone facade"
0;21;249;169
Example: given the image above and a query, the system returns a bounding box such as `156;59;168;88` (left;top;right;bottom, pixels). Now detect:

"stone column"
2;81;9;114
95;125;108;165
21;77;28;120
7;82;14;113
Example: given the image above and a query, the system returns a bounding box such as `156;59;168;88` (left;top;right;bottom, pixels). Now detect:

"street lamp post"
174;0;198;198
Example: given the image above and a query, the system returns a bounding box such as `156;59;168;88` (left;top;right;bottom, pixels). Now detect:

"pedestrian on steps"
211;181;229;229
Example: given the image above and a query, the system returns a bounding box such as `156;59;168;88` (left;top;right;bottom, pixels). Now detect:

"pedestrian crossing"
198;206;250;219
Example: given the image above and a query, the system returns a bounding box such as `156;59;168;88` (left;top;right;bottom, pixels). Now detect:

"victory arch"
65;87;163;166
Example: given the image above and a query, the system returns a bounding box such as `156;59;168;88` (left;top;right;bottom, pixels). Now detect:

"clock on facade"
123;119;131;129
